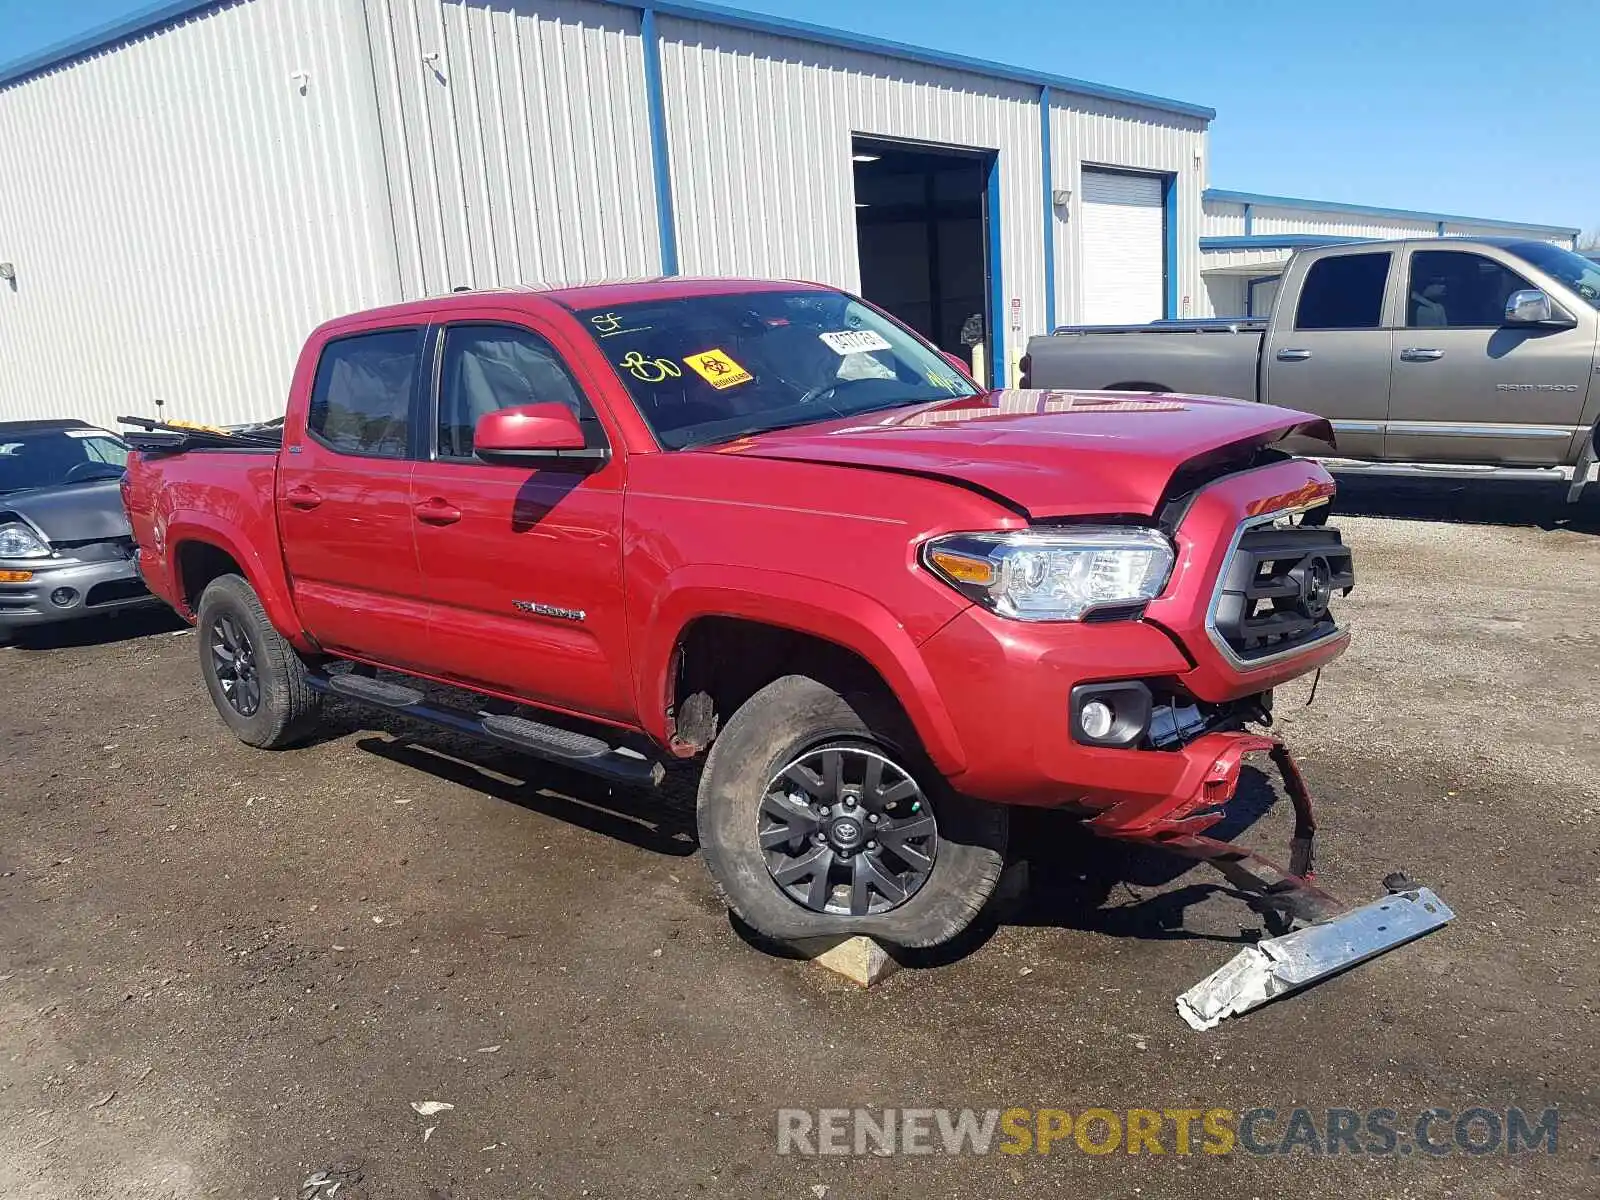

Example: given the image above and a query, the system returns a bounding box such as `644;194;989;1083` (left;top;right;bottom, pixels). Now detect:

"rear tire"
696;675;1007;949
196;574;322;749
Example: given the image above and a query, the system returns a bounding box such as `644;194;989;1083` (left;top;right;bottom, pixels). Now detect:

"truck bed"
1025;320;1265;402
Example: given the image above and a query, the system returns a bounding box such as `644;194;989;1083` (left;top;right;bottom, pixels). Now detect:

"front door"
408;319;633;722
1263;248;1396;460
1386;247;1594;466
277;326;431;670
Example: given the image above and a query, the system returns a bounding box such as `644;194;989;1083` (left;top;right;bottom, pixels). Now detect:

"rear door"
277;327;431;669
1386;246;1593;465
1263;248;1397;460
408;315;634;722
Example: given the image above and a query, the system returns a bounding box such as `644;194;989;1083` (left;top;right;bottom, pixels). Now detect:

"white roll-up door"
1080;170;1166;325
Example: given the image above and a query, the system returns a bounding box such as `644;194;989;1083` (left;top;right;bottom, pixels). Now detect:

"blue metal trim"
3;0;1216;126
985;152;1005;387
1162;173;1179;319
1203;188;1580;238
605;0;1215;120
1242;203;1253;236
1039;86;1056;333
0;0;225;89
1201;234;1369;251
640;7;679;276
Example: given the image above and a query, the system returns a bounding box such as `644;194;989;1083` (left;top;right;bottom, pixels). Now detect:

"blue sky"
3;0;1595;235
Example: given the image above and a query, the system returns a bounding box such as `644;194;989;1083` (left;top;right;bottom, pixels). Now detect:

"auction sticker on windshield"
684;348;753;390
820;329;892;355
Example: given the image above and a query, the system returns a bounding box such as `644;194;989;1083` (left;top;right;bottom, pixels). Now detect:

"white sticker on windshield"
65;428;114;439
819;329;892;356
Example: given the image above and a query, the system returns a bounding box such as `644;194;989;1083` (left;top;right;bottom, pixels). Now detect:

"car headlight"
923;527;1174;621
0;522;51;560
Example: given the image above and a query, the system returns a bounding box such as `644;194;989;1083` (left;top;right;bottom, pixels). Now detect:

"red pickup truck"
123;278;1355;950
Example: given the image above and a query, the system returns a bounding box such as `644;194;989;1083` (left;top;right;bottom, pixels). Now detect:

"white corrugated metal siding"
364;0;661;295
1048;97;1207;325
656;16;1046;364
0;0;398;430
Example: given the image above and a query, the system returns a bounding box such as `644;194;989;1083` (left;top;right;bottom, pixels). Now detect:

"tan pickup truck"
1023;237;1600;501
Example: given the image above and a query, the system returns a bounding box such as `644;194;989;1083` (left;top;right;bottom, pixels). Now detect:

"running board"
308;672;664;788
1176;886;1454;1031
1320;456;1595;491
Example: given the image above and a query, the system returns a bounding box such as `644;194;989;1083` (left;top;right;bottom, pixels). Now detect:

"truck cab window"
307;329;421;458
1407;250;1534;328
1294;253;1392;331
436;324;599;459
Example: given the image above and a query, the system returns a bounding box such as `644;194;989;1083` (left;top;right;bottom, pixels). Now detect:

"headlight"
0;522;50;560
923;527;1174;621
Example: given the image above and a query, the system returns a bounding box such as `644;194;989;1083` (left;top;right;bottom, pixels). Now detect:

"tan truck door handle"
1400;347;1444;362
1275;348;1312;362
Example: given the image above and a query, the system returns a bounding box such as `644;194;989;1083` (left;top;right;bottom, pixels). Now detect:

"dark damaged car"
0;419;158;637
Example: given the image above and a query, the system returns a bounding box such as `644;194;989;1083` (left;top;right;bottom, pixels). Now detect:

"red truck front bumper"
915;458;1348;918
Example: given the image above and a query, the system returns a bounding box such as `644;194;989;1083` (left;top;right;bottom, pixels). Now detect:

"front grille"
1210;522;1354;662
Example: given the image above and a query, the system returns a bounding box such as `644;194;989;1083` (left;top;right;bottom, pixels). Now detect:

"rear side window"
436;324;600;459
307;329;421;458
1294;253;1392;330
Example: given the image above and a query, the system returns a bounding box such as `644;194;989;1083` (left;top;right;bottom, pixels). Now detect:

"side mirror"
1504;289;1567;327
473;403;596;465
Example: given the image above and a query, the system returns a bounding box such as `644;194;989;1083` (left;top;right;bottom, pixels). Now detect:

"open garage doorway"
852;137;998;385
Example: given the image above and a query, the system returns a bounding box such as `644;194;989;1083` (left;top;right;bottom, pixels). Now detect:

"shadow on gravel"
327;698;1286;963
354;731;699;857
1331;474;1600;533
1;605;186;650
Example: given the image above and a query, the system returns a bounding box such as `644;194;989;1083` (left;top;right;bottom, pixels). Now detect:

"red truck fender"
163;515;311;651
636;565;968;775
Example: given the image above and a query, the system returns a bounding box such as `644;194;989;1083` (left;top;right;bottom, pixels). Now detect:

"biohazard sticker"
684;348;753;390
819;329;892;356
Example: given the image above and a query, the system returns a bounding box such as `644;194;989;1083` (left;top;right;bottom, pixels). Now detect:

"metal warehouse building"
0;0;1581;430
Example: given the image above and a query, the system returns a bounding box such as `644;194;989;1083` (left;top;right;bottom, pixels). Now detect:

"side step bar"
1319;454;1598;499
308;671;665;788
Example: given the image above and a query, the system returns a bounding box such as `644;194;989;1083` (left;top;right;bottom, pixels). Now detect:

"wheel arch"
165;518;308;648
640;571;967;775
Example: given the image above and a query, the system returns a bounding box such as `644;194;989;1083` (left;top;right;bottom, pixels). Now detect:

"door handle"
1400;347;1445;362
1275;348;1313;362
284;484;323;511
413;497;462;526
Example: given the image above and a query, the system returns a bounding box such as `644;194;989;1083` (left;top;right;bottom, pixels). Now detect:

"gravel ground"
1;479;1597;1199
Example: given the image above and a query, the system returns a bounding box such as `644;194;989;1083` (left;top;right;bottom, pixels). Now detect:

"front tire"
697;675;1007;949
196;574;322;749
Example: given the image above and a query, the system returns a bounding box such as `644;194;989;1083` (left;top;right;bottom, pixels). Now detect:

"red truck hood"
709;390;1332;518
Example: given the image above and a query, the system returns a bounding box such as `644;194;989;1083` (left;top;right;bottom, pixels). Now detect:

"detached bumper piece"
1088;733;1454;1029
1177;888;1454;1031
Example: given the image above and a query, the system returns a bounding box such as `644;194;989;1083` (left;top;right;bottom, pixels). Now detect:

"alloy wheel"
757;744;937;916
210;612;261;717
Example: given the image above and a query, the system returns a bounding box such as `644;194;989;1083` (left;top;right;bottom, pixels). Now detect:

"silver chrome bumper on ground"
1177;887;1455;1031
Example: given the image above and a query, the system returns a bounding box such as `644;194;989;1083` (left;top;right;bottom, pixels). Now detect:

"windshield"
1505;241;1600;309
576;290;979;449
0;428;130;494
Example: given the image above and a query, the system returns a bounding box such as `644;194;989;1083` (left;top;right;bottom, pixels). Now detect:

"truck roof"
316;278;835;338
0;418;94;434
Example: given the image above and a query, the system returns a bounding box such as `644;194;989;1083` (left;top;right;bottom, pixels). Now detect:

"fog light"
50;587;78;607
1080;700;1115;740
